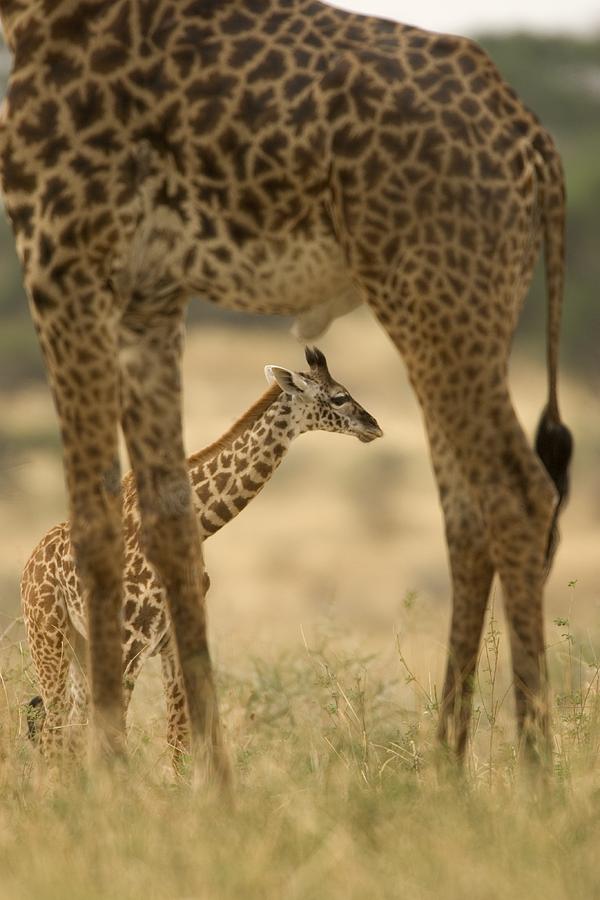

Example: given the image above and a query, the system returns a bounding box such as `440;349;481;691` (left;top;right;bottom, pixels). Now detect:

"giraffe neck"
0;1;30;51
188;384;309;538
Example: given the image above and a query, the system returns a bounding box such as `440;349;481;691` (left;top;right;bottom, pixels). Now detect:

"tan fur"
1;0;570;770
21;352;381;767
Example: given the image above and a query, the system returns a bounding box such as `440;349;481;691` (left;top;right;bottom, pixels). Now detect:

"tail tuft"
26;695;45;742
535;407;573;506
535;407;573;564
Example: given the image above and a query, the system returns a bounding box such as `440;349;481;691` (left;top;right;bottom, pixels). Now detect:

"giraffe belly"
62;549;170;664
115;196;363;338
190;232;363;338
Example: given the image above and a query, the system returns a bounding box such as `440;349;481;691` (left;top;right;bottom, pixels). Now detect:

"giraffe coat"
0;0;572;768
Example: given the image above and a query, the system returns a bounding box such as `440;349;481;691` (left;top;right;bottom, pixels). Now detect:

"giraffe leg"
424;416;495;760
32;630;71;760
476;398;556;760
429;384;555;760
23;553;78;759
65;662;88;757
29;280;126;758
67;632;143;753
159;578;212;774
333;136;555;759
160;637;191;774
358;231;556;760
118;307;229;787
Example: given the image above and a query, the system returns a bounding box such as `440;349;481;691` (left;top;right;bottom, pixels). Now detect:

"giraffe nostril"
357;410;383;441
362;412;380;430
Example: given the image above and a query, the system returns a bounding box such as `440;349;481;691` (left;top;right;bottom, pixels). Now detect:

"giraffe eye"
330;394;350;406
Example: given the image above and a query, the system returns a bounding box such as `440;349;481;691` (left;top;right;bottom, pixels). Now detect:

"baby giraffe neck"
187;388;305;538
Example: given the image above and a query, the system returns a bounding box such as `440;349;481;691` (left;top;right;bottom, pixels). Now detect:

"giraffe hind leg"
368;250;557;762
26;695;45;743
425;387;556;761
451;389;556;760
422;415;495;760
27;625;71;760
22;562;72;758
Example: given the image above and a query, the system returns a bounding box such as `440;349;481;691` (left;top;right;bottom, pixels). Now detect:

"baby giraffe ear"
264;365;314;397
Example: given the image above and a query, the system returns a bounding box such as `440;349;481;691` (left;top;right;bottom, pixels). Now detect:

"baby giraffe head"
265;347;383;443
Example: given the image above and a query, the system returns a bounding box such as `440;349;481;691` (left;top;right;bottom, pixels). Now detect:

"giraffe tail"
26;695;45;742
533;133;573;561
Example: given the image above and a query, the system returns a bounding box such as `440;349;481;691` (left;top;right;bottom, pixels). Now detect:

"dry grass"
1;310;599;898
1;613;600;900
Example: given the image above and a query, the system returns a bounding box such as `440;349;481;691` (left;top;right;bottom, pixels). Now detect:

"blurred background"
0;6;599;699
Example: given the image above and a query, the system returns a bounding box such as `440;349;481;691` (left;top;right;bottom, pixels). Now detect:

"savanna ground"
0;309;599;899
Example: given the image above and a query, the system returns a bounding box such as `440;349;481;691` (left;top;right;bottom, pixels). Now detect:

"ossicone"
304;346;329;372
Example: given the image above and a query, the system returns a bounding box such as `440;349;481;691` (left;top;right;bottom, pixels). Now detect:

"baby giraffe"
22;347;382;765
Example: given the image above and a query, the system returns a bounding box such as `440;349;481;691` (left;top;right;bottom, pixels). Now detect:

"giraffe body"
1;0;572;768
22;348;382;762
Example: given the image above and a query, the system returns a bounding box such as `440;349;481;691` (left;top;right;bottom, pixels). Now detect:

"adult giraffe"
0;0;572;777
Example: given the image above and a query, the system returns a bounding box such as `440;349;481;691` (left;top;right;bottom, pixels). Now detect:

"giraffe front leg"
118;306;229;789
28;271;126;760
66;659;89;758
160;638;191;775
159;576;210;774
66;630;142;758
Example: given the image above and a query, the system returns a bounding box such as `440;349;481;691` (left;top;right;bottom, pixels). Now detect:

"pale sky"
331;0;600;36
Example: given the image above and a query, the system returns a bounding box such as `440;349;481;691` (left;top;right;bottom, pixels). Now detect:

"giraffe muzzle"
357;415;384;442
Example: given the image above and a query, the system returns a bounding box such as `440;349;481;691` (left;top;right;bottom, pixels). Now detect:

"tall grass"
1;323;598;897
1;603;599;900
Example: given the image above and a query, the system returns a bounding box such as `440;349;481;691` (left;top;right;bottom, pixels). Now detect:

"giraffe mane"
121;383;284;503
187;382;283;467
